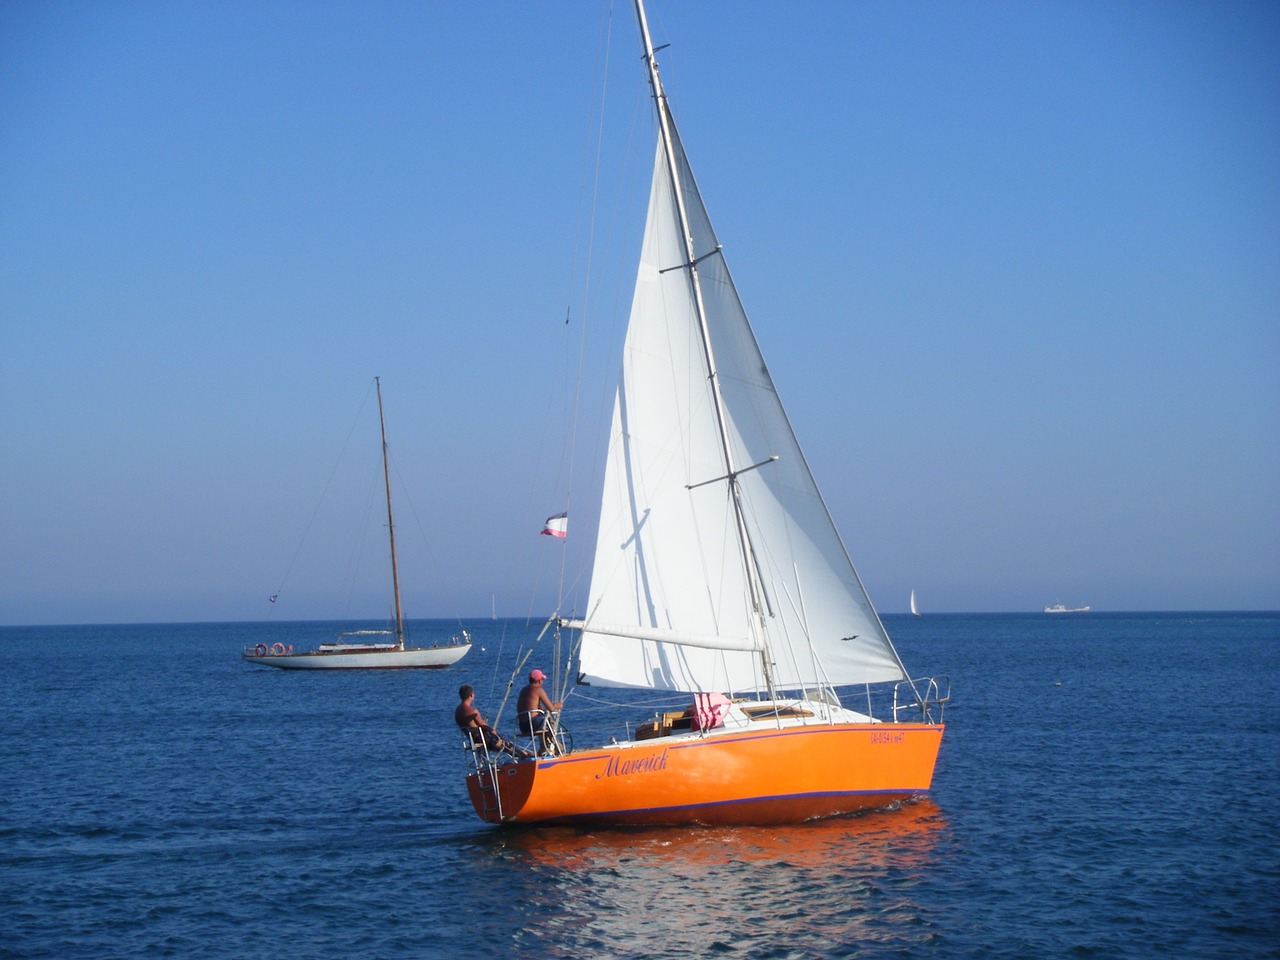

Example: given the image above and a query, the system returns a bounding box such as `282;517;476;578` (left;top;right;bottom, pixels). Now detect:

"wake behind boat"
460;0;946;827
243;378;471;671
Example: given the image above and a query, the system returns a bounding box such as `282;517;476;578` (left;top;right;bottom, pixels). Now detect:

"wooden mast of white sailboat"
633;0;777;694
375;377;406;650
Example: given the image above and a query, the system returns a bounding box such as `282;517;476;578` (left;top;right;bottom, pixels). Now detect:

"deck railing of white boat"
892;677;951;724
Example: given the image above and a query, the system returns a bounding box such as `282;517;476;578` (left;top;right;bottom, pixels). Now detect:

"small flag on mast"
541;513;568;539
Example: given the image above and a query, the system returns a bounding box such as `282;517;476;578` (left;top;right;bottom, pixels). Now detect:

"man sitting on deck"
516;669;564;756
455;684;528;759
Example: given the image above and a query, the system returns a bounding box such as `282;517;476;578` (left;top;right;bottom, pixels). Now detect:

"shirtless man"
516;669;564;755
455;684;526;758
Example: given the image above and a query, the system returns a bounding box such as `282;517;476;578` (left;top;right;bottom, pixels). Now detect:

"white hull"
243;643;470;670
1044;604;1090;614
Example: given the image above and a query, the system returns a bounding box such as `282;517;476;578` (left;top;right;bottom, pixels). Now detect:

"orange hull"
465;722;943;826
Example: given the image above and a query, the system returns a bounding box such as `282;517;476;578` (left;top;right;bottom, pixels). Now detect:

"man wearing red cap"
517;669;564;756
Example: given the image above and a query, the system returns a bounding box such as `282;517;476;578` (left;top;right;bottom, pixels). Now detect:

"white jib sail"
576;114;906;694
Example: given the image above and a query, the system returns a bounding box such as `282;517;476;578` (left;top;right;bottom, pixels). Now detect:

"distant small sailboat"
910;590;921;617
243;379;471;670
1044;603;1090;614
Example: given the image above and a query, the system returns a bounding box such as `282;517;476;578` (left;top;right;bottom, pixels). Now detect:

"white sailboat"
911;590;921;617
461;0;946;826
243;379;471;670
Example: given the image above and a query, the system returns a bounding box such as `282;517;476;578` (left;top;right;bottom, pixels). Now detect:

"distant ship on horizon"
1044;603;1091;614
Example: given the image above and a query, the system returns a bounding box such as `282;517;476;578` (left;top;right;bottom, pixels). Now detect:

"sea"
2;612;1277;960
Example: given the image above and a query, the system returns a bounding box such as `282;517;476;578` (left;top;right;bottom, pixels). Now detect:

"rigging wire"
388;445;471;635
511;1;622;708
343;458;384;622
516;4;619;640
555;3;616;609
267;381;376;615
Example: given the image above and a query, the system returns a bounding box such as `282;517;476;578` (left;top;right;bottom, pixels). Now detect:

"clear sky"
2;1;1277;626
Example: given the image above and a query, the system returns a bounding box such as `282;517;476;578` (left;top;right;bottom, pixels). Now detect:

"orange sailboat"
462;0;947;827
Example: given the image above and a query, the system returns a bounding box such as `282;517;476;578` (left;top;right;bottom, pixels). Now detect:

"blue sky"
2;1;1277;626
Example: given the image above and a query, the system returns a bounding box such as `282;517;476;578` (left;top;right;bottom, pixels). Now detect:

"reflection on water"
486;801;948;959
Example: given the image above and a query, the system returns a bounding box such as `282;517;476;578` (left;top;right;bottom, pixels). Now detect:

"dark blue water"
3;613;1277;959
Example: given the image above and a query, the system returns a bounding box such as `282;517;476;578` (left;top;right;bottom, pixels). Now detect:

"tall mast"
375;377;405;650
632;0;775;694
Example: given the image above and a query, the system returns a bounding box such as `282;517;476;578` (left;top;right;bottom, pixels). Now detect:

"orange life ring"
270;643;286;656
254;644;268;657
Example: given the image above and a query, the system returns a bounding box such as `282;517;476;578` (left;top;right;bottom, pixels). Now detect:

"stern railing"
460;733;508;821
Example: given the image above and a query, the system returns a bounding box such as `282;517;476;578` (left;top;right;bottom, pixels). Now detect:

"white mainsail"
574;106;905;694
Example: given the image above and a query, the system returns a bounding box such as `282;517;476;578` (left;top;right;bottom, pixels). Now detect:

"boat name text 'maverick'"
595;749;670;780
